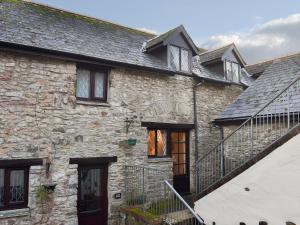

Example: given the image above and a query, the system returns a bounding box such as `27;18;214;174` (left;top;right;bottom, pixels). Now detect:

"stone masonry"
195;82;243;158
0;51;197;225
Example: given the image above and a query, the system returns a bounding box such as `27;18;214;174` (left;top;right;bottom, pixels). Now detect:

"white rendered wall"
194;133;300;225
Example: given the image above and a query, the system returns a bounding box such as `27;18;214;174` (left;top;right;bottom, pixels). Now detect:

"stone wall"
194;82;243;191
222;118;292;166
195;82;243;158
0;51;195;225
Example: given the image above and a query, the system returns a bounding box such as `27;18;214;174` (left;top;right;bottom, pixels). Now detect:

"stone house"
0;1;254;225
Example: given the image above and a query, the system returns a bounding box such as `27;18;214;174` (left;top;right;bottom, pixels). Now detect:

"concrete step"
164;209;202;225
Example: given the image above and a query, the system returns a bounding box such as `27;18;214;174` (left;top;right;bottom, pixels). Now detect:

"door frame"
171;130;190;194
70;157;117;225
77;164;108;225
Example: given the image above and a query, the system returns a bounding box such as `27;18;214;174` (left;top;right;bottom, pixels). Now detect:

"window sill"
76;100;111;107
0;208;30;219
147;157;174;163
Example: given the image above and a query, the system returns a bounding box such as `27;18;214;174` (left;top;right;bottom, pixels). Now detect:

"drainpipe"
193;80;203;192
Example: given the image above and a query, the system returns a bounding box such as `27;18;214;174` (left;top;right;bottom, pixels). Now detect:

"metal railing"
124;165;172;210
197;75;300;193
124;165;204;224
161;180;204;225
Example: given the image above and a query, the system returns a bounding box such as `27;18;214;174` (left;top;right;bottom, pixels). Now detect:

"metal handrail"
164;180;204;224
197;73;300;163
124;165;205;224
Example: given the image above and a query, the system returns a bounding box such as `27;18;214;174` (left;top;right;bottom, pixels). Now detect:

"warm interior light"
148;130;155;156
147;130;167;156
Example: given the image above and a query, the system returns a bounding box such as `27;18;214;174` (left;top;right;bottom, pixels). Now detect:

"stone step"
163;209;202;225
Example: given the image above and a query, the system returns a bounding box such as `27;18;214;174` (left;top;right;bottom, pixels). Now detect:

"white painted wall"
194;133;300;225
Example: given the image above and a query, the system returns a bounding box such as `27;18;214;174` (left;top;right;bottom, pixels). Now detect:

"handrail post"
251;117;254;157
288;88;290;129
142;167;145;211
220;141;225;177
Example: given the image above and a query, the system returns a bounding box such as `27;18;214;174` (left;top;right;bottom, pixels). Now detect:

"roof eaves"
213;116;251;124
231;43;247;66
0;40;176;75
193;72;232;85
201;57;222;66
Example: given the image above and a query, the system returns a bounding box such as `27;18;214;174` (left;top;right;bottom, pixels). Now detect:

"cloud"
202;14;300;64
138;27;158;35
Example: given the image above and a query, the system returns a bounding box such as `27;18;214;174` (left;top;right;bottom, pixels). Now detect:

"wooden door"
171;131;190;194
78;165;108;225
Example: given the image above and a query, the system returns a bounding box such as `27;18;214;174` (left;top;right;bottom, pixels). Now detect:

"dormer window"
169;45;190;72
225;60;240;83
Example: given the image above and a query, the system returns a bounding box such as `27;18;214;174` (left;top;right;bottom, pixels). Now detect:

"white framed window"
181;49;189;72
225;60;240;83
169;45;180;71
76;67;108;102
169;45;190;72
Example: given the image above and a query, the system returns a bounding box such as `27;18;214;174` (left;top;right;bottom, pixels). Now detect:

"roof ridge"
199;43;234;56
14;0;156;37
246;51;300;67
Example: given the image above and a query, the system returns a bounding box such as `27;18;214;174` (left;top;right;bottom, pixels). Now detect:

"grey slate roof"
0;0;176;73
143;25;199;55
144;26;179;50
245;60;274;78
240;69;255;87
198;44;233;64
0;0;251;86
198;43;246;66
193;56;231;84
193;56;254;86
216;53;300;121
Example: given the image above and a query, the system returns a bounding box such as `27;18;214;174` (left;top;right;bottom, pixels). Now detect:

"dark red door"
171;131;190;194
78;165;108;225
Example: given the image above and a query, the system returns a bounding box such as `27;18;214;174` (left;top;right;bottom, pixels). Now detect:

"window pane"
169;46;180;71
171;142;178;154
226;61;232;81
171;132;178;142
80;168;101;212
232;63;240;83
10;170;25;203
148;130;156;156
76;68;90;98
178;143;186;154
95;72;105;98
179;154;186;164
157;130;167;157
0;169;4;207
178;132;186;142
181;49;189;72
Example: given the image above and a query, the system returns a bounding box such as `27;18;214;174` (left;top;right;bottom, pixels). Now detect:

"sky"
34;0;300;64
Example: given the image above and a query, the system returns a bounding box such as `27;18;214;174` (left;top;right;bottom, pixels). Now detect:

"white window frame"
168;45;191;73
224;60;240;83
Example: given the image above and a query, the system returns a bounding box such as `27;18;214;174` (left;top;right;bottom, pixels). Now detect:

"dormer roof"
199;43;246;66
143;25;199;55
